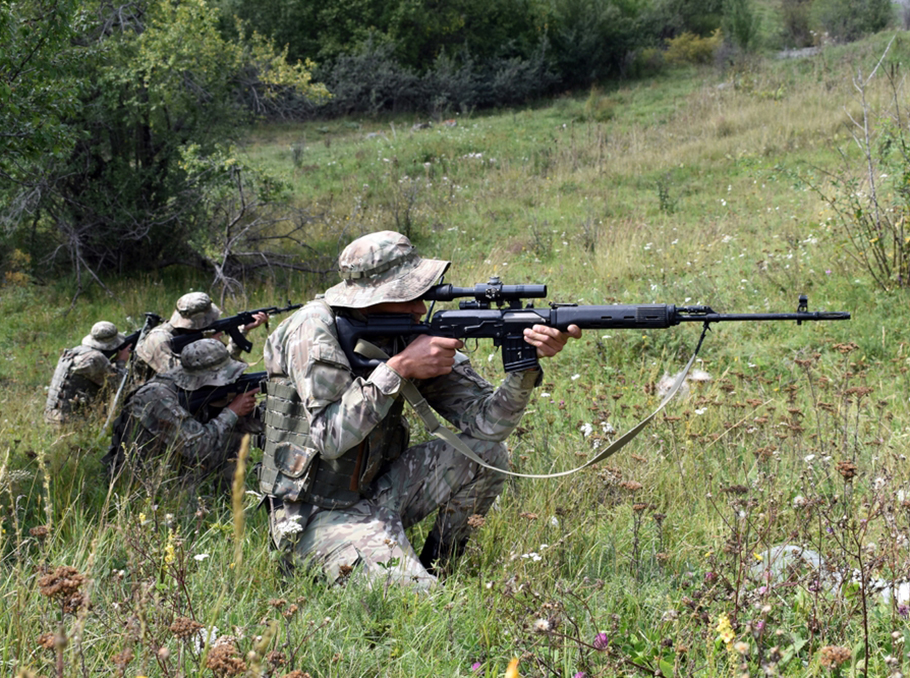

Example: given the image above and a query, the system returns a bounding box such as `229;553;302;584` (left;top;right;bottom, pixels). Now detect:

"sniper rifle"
336;277;851;373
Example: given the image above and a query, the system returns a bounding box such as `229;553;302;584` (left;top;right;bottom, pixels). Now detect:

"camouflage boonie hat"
168;338;248;391
169;292;221;329
82;321;126;351
323;231;450;309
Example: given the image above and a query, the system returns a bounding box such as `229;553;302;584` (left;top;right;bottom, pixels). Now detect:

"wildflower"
836;460;858;480
468;514;486;529
194;554;210;562
505;657;520;678
170;617;204;640
29;525;49;538
579;422;593;437
898;604;909;618
273;518;303;540
205;641;247;677
37;633;55;651
793;495;807;508
471;662;482;672
593;632;609;651
716;613;735;645
533;618;552;633
733;641;749;655
573;673;588;678
818;645;851;668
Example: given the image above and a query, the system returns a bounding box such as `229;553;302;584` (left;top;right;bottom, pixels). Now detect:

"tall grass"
4;32;910;677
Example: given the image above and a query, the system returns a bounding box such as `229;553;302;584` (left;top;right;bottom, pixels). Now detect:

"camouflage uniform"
135;292;245;377
44;321;127;426
108;339;258;490
261;231;541;588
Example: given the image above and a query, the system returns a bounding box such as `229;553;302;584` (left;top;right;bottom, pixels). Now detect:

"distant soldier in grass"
44;321;132;426
134;291;267;380
106;339;261;492
260;230;581;588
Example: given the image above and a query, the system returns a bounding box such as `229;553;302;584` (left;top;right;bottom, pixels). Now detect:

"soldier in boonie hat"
106;338;261;492
323;230;449;308
82;321;126;352
170;292;221;330
45;321;131;426
168;339;248;391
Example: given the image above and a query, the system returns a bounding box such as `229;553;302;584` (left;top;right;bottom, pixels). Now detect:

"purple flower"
899;605;909;618
471;662;482;672
754;620;765;633
574;673;588;678
704;571;717;584
593;632;609;651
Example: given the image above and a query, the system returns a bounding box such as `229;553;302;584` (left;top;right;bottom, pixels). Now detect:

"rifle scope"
424;276;547;308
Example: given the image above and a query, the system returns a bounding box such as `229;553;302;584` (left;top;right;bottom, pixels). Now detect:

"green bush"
665;29;723;65
811;0;893;42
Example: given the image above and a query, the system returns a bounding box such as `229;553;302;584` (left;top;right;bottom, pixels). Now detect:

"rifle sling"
353;323;710;479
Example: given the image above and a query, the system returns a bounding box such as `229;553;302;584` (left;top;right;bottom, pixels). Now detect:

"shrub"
780;0;814;48
665;29;723;65
810;0;893;43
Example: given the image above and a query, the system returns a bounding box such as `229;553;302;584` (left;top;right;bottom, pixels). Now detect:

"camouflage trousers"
268;433;508;589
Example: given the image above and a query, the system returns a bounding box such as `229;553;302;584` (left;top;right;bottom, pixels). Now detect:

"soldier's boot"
419;533;469;578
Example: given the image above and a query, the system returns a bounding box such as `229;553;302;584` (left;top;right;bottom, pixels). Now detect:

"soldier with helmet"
260;230;581;588
44;321;132;426
106;338;261;490
134;291;268;379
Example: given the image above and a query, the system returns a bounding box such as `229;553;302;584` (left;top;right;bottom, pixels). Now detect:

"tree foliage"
1;0;328;297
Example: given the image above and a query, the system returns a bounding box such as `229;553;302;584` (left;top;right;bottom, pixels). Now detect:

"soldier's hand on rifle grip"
387;335;464;380
242;311;269;333
524;324;582;359
228;388;260;417
115;344;132;364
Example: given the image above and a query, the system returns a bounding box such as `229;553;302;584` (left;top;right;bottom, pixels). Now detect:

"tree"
1;0;328;297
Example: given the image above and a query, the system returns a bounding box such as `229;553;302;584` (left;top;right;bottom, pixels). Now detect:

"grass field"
4;31;910;677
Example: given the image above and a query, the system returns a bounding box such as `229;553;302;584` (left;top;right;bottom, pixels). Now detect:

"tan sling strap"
353;323;711;479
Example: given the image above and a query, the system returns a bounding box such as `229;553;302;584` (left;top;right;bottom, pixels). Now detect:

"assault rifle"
170;302;302;354
113;312;165;354
335;277;851;373
178;371;267;416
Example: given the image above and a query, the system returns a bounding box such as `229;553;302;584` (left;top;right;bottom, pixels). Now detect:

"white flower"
193;554;210;562
194;626;219;652
521;552;542;562
804;454;816;463
550;516;559;528
274;518;303;539
792;495;807;508
571;374;581;381
601;422;615;434
695;408;707;415
579;422;594;437
533;618;551;633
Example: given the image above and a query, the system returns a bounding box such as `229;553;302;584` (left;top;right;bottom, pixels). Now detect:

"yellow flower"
505;657;520;678
753;552;763;561
716;613;735;645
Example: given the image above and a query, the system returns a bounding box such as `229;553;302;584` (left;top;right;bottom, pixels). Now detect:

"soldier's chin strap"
353;323;712;479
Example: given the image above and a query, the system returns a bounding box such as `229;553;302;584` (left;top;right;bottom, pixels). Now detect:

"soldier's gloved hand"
387;335;464;380
523;323;582;359
227;388;260;417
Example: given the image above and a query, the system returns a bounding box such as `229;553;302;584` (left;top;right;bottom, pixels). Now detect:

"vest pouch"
266;441;319;503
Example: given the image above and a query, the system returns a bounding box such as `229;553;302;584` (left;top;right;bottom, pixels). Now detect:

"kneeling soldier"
107;338;261;491
45;321;131;426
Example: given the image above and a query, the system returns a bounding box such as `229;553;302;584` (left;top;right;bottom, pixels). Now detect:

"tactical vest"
259;307;410;509
44;347;101;423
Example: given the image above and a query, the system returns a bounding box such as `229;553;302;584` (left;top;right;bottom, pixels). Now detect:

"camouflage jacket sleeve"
71;348;125;387
135;324;180;374
264;302;402;460
128;380;239;465
417;358;541;442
